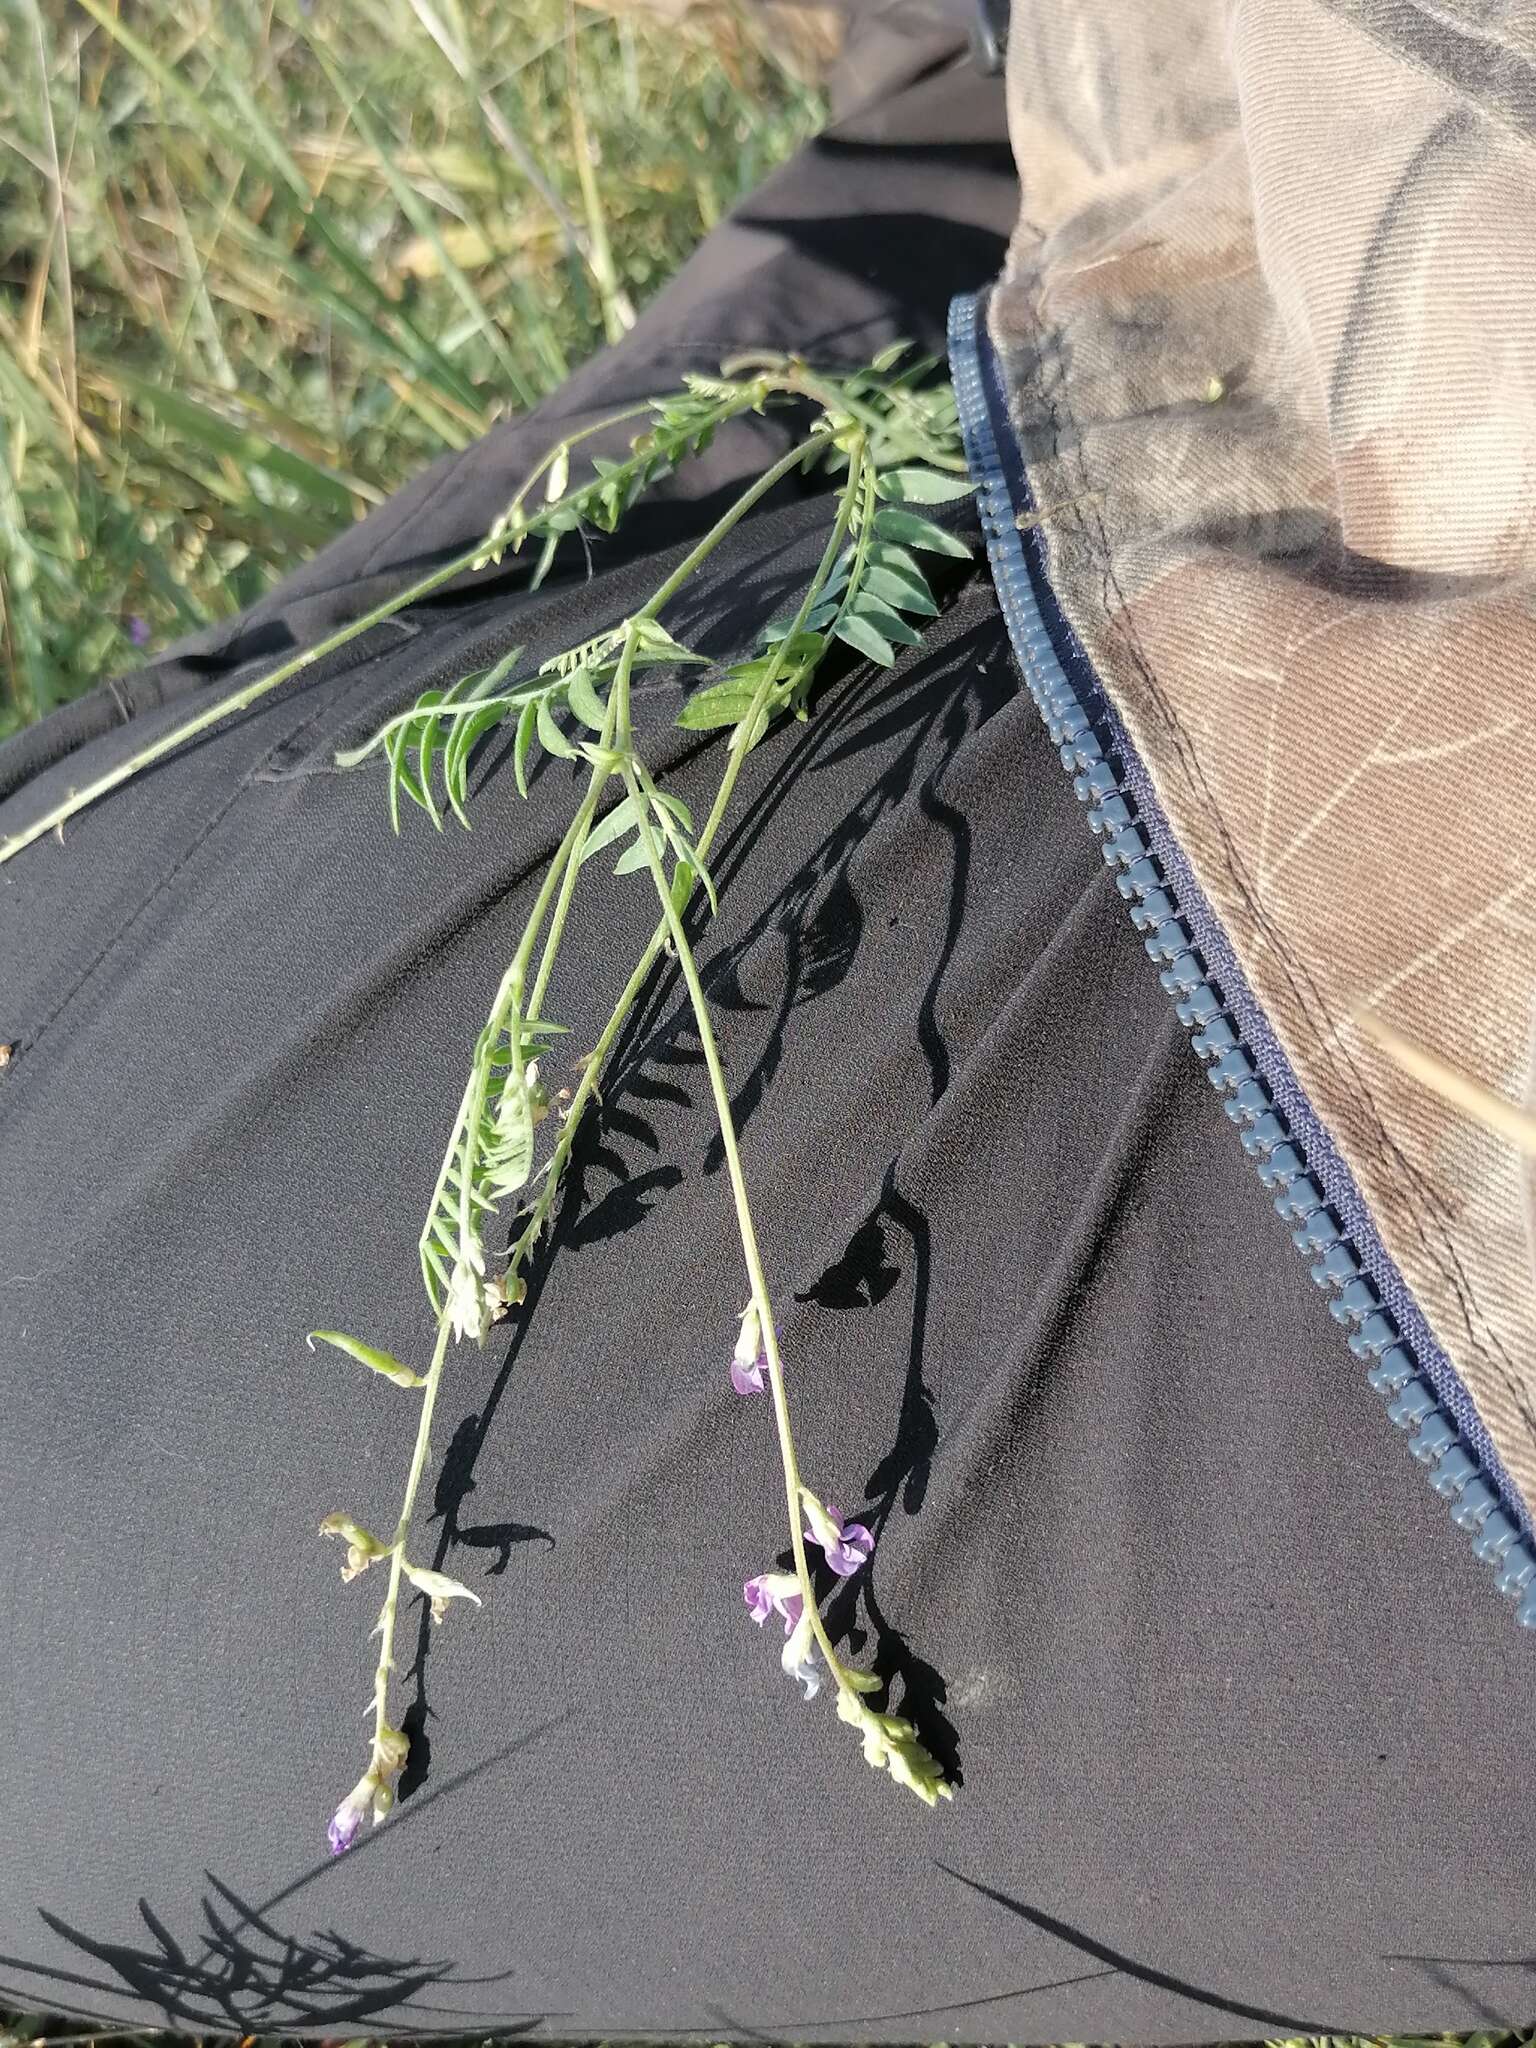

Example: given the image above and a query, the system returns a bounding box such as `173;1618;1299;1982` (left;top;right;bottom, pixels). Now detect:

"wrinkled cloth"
1;9;1534;2043
989;0;1536;1521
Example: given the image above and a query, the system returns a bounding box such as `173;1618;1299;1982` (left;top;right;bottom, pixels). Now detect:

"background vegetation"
0;0;824;736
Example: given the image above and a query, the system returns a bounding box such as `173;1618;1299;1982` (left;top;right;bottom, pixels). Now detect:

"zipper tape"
947;289;1536;1622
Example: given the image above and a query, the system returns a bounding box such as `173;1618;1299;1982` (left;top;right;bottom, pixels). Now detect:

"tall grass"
0;0;824;736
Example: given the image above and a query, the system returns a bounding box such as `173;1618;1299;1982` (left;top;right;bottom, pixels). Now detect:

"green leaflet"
872;506;973;557
443;699;514;830
669;859;696;917
849;595;921;647
875;464;974;505
611;837;653;876
536;696;577;760
866;539;927;581
631;617;709;667
387;689;442;832
306;1330;427;1389
579;790;646;863
834;611;897;668
514;698;540;797
612;831;713;907
564;664;610;733
609;778;719;911
676;650;816;732
676;676;765;730
858;561;934;614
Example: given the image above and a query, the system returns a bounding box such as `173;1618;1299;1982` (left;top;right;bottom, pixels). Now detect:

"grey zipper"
947;289;1536;1626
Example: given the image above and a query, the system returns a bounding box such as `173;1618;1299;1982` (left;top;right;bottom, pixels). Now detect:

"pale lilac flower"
126;615;150;647
781;1609;822;1700
327;1772;376;1856
744;1571;801;1634
804;1501;874;1579
730;1303;767;1395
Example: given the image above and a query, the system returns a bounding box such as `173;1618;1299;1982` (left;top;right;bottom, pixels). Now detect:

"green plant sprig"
0;379;753;865
506;420;872;1256
0;352;963;864
313;356;972;1841
3;342;972;1840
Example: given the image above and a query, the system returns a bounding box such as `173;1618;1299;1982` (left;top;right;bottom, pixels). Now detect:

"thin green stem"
498;402;654;530
507;441;865;1277
718;350;970;470
369;1315;452;1754
383;725;631;1735
3;376;852;870
619;762;847;1690
0;532;494;866
527;676;630;1024
828;452;879;642
637;436;810;623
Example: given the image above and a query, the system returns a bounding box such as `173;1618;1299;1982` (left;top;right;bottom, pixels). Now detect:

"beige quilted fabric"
990;0;1536;1513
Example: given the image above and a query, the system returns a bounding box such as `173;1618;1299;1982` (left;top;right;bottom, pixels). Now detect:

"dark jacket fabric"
0;18;1530;2042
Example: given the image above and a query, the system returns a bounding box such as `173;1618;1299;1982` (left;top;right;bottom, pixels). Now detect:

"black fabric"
1;19;1532;2044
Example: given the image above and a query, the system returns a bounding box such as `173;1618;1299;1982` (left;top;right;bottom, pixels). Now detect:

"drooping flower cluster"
803;1496;875;1579
734;1313;879;1709
729;1306;947;1800
741;1494;874;1702
319;1511;391;1583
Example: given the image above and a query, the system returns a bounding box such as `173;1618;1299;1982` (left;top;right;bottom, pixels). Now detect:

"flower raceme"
741;1486;874;1713
733;1318;949;1785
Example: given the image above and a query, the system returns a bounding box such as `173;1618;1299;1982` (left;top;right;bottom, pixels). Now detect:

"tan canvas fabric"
990;0;1536;1515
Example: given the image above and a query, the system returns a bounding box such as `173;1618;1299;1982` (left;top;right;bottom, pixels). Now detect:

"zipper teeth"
947;290;1536;1628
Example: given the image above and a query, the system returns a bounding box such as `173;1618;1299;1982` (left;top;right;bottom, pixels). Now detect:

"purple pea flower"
744;1570;802;1634
804;1500;874;1579
781;1609;822;1700
126;615;151;647
730;1303;768;1395
744;1572;822;1700
327;1773;375;1856
327;1728;406;1856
